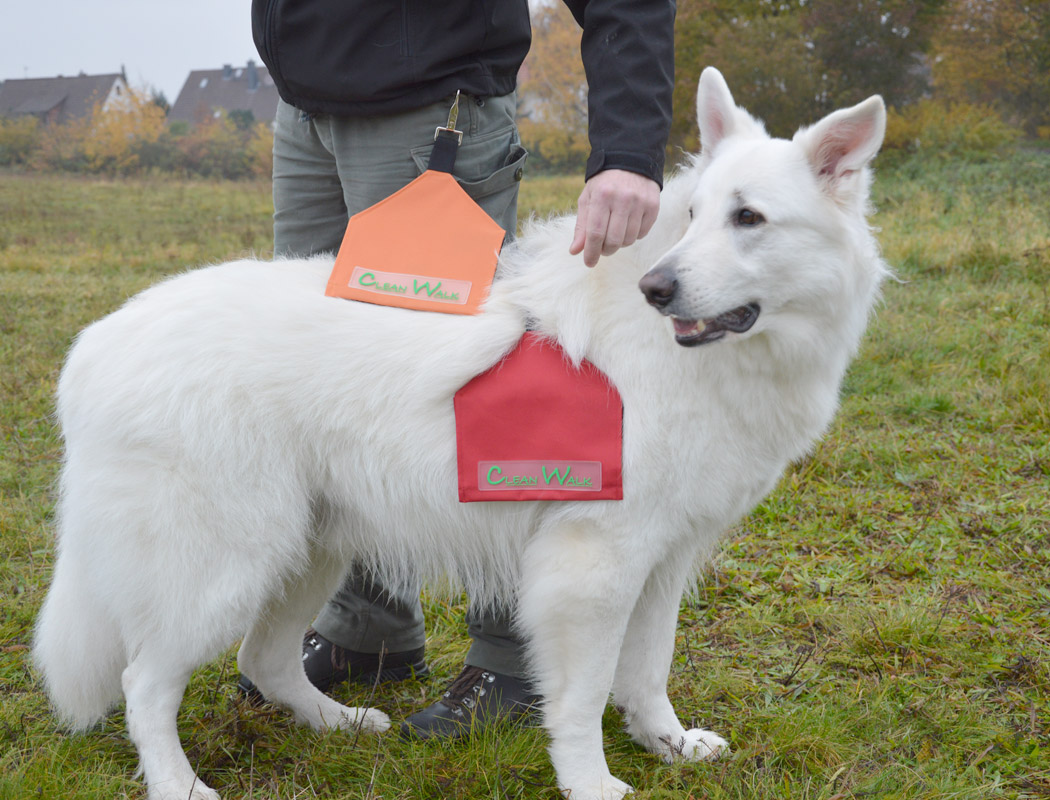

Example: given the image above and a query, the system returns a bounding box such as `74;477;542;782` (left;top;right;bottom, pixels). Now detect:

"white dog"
34;68;888;800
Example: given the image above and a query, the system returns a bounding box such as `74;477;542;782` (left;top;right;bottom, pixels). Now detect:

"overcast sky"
1;0;260;102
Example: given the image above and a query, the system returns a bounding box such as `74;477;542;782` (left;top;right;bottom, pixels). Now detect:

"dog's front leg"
517;522;647;800
611;553;728;763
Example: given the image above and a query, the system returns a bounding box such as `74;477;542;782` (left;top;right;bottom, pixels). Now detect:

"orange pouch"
455;333;624;502
325;168;505;314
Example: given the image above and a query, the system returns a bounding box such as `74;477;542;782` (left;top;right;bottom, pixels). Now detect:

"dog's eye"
735;208;764;227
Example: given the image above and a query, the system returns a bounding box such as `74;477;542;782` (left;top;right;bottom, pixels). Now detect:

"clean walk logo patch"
349;266;471;305
477;460;602;492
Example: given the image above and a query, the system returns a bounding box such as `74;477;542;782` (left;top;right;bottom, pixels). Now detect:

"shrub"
516;119;588;175
80;88;168;175
175;114;252;179
2;85;273;179
32;115;91;172
884;99;1020;158
246;121;274;179
0;115;41;166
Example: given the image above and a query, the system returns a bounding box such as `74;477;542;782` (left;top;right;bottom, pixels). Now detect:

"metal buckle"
434;126;464;145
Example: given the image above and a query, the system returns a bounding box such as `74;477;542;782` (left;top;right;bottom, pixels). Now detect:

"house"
0;72;129;125
168;61;280;125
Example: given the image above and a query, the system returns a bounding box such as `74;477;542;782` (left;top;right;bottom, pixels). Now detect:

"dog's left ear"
796;95;886;193
696;67;765;164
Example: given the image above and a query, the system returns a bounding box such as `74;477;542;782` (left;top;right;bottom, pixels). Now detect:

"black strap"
428;128;460;174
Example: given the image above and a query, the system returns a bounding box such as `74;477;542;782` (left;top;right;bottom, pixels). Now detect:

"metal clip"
434;90;463;144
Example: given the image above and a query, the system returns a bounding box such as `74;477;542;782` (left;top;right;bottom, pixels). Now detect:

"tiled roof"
169;62;280;124
0;73;126;123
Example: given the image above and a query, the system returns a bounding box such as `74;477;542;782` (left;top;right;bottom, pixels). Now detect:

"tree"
81;87;167;174
933;0;1050;136
681;11;827;144
228;109;256;131
150;88;171;114
517;3;590;171
802;0;949;109
672;1;827;148
520;3;587;134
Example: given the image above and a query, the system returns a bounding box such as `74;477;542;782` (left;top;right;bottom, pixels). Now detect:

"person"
240;0;676;739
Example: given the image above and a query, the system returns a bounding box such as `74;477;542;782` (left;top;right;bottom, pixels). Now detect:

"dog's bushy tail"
33;547;125;730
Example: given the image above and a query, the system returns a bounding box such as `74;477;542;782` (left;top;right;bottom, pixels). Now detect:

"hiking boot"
300;629;429;689
399;665;540;740
237;628;428;704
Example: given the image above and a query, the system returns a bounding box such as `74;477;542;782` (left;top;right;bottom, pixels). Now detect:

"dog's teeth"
673;318;701;336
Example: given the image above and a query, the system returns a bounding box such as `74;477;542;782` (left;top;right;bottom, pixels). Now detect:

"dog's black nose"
639;265;678;308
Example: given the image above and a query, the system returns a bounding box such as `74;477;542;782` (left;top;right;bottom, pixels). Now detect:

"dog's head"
640;67;886;348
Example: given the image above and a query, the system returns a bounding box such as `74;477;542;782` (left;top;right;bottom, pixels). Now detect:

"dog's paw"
148;780;220;800
315;703;392;734
345;706;391;734
659;728;729;763
561;774;633;800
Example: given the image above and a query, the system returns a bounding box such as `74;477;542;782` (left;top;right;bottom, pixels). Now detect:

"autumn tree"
933;0;1050;136
802;0;949;109
674;3;826;146
517;3;590;171
81;87;167;174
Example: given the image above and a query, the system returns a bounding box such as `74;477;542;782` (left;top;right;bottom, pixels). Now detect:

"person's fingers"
637;200;659;241
582;202;610;267
601;206;632;256
569;186;590;256
570;170;661;266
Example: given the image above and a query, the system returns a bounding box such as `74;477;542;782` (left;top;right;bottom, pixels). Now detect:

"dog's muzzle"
639;265;760;347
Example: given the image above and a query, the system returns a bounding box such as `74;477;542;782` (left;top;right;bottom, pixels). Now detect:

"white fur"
33;68;888;800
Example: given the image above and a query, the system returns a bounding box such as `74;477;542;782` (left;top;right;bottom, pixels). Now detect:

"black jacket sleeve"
564;0;676;186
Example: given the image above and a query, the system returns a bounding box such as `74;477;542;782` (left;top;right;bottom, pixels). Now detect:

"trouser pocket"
411;122;528;239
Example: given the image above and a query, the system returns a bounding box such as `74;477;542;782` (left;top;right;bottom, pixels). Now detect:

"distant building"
0;72;129;125
169;61;279;125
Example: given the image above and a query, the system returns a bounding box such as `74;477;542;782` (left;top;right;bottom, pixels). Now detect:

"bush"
0;116;41;166
884;99;1021;158
80;88;168;174
517;119;587;175
3;87;274;179
175;114;253;179
246;121;274;179
32;116;91;172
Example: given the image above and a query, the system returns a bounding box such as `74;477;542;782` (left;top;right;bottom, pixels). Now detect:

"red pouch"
455;333;623;502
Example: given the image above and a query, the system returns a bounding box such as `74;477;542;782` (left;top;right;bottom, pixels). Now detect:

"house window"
200;78;208;88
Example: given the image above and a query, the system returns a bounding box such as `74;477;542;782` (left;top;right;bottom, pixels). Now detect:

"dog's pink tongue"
673;318;700;336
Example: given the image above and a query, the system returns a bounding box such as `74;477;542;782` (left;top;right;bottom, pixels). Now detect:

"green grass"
1;151;1049;799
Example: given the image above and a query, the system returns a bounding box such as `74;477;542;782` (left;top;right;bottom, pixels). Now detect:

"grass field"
1;150;1048;799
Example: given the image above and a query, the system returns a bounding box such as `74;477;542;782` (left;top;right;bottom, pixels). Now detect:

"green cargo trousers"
271;94;530;678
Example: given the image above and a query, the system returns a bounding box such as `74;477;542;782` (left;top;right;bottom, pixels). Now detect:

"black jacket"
251;0;675;184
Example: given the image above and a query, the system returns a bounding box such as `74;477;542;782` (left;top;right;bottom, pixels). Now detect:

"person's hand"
569;169;660;268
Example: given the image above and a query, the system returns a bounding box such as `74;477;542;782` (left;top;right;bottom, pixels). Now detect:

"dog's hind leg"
611;555;728;763
122;649;219;800
517;522;648;800
237;544;390;735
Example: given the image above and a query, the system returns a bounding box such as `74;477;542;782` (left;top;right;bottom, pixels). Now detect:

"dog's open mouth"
672;303;761;346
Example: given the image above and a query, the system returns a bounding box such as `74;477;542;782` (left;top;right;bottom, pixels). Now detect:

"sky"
1;0;260;103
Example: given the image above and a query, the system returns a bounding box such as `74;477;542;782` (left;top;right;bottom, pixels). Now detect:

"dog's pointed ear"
696;67;764;162
696;67;736;153
797;95;886;190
